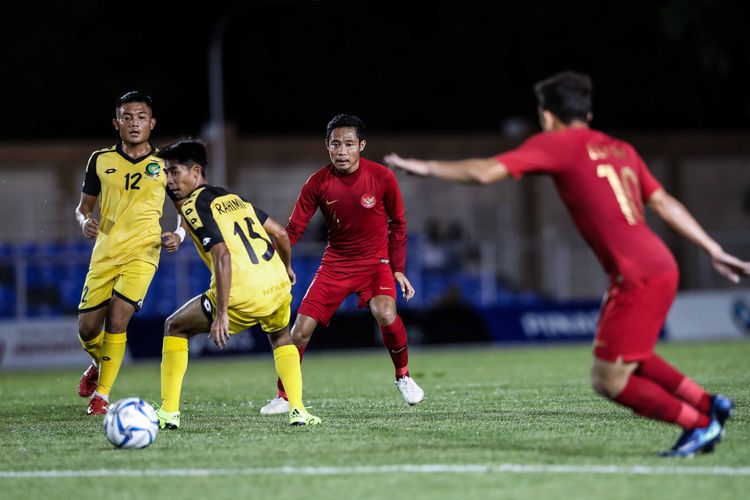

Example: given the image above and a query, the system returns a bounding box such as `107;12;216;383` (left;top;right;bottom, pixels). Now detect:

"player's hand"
709;249;750;284
287;266;297;286
80;217;99;239
161;231;181;253
393;271;415;301
209;311;230;349
383;153;429;176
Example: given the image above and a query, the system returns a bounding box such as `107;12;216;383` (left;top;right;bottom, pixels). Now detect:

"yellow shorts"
200;291;292;334
78;260;157;312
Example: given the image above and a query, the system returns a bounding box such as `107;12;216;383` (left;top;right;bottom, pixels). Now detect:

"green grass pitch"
1;340;748;499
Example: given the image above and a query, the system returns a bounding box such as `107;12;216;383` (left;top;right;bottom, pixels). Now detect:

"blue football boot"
710;394;735;426
661;418;722;458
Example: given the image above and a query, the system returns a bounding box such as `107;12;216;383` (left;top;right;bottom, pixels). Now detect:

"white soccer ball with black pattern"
103;397;159;449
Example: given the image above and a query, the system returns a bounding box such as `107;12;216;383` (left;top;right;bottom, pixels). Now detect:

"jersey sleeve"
632;148;662;200
81;152;101;196
382;169;407;273
495;132;568;179
186;190;224;251
286;174;319;246
253;206;269;225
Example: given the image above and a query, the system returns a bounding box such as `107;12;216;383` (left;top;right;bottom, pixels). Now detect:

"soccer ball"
103;397;159;449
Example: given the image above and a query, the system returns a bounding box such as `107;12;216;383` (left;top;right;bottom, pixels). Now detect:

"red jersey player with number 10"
385;72;750;457
260;114;424;415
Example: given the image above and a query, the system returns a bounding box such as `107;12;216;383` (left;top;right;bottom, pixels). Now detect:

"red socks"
637;354;711;414
380;316;409;379
613;354;713;429
277;344;306;400
614;374;710;430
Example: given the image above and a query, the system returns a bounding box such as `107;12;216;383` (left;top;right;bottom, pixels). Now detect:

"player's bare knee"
593;372;626;399
591;366;618;399
591;375;611;398
78;315;101;340
291;326;312;346
290;320;313;346
267;327;293;348
164;313;181;337
371;302;397;326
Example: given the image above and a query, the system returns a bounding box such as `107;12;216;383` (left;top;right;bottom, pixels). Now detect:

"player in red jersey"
260;114;424;415
385;71;749;457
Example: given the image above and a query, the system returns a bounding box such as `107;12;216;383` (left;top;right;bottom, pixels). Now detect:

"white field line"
2;464;750;478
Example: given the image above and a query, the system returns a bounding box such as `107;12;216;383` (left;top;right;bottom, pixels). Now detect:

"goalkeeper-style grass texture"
1;340;748;500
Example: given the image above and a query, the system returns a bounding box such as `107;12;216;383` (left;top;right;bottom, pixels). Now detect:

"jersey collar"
116;142;156;164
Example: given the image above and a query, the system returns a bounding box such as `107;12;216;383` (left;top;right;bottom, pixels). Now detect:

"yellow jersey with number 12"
82;143;168;267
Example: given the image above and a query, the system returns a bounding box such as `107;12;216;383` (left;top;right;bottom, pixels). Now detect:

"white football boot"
260;396;291;415
396;376;424;405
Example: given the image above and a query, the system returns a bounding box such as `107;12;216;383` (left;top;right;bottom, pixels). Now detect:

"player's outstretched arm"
383;153;510;185
75;193;99;239
263;216;296;285
393;272;415;301
648;188;750;283
209;242;231;348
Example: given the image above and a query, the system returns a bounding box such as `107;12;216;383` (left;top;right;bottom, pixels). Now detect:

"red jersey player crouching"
385;72;750;457
260;114;424;415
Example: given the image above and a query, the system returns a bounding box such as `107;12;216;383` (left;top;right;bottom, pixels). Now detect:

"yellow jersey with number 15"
181;184;291;317
82;143;169;267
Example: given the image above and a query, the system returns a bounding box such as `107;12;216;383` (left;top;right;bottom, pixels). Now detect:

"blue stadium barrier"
0;240;529;319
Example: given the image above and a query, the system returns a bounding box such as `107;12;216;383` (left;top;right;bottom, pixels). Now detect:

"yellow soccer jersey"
82;143;172;267
181;185;291;316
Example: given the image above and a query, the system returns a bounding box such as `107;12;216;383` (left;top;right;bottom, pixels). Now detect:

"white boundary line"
2;464;750;478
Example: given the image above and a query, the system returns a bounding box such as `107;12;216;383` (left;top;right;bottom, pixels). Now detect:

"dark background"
2;0;749;139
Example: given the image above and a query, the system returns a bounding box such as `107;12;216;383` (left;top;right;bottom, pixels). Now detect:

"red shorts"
593;269;678;363
298;263;397;327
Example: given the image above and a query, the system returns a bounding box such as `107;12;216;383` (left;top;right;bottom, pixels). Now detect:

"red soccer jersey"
496;128;677;284
286;158;407;272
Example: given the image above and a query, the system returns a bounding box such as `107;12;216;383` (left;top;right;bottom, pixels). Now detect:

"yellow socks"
273;344;304;411
79;330;105;364
161;336;189;413
96;331;127;397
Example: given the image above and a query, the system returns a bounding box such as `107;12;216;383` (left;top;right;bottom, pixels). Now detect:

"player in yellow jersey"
153;139;320;428
74;91;185;415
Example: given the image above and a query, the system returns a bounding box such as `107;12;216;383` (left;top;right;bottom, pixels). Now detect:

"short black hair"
534;71;592;124
156;139;208;176
115;91;153;114
326;114;366;141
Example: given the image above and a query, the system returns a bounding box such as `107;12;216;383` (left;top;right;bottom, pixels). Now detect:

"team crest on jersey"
360;194;376;208
145;162;161;178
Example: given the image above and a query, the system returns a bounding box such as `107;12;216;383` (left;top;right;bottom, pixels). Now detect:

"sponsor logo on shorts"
203;297;213;314
202;237;211;246
379;286;392;290
360;194;376;208
136;299;143;309
325;199;338;205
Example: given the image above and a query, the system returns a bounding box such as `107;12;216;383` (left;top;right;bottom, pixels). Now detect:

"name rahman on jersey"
214;198;247;214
